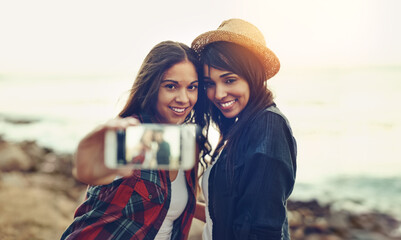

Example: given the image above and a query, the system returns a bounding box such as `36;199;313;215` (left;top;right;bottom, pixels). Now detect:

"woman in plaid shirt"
61;41;210;240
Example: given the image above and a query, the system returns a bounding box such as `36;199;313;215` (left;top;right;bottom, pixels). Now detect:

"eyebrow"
203;72;236;80
161;80;199;84
220;72;236;78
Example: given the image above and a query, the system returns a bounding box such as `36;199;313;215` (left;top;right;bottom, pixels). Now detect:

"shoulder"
240;105;296;159
261;105;290;124
129;114;142;123
246;105;293;138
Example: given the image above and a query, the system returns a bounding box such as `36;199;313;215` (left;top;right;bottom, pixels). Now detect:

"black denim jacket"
208;105;297;240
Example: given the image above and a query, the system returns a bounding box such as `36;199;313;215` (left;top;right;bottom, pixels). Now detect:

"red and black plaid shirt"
61;169;196;240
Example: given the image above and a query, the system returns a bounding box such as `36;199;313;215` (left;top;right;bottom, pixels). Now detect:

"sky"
1;0;401;74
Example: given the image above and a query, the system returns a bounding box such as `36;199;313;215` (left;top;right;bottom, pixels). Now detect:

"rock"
287;199;401;240
322;235;343;240
327;210;352;232
0;141;34;171
0;177;84;240
349;229;395;240
1;138;401;240
291;227;306;239
288;210;303;227
288;199;331;217
20;140;48;168
0;172;28;188
2;115;39;124
304;234;338;240
0;139;74;176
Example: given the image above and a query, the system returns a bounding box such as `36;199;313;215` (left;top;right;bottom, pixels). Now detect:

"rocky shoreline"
0;138;400;240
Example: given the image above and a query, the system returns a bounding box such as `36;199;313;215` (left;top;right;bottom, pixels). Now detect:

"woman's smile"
169;106;188;114
218;99;237;109
203;65;250;119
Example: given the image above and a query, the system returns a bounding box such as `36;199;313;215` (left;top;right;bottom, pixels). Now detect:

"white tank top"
154;170;188;240
201;163;215;240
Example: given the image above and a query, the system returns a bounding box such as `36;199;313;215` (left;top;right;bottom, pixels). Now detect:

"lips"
217;99;237;110
169;106;188;114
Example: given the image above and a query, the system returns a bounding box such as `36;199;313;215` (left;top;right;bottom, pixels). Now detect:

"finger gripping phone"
105;124;197;170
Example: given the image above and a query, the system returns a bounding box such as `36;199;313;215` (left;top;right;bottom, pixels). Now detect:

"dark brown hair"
199;41;274;167
119;40;211;170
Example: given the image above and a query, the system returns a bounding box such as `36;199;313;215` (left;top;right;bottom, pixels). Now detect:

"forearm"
73;148;118;185
72;118;136;185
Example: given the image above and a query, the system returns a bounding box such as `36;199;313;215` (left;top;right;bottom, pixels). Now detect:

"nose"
176;89;189;104
214;84;227;100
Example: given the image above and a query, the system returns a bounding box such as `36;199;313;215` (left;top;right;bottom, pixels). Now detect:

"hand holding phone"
73;117;139;185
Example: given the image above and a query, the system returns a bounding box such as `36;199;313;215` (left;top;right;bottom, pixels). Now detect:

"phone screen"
105;124;196;170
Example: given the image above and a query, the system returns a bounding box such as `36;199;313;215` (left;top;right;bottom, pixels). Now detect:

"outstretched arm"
73;117;139;185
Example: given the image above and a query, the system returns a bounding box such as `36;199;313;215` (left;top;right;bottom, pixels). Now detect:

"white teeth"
171;107;185;113
220;100;235;108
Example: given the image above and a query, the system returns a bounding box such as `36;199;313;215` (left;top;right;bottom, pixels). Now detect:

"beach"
1;138;400;240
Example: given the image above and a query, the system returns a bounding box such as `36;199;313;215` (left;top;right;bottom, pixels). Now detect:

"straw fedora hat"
191;18;280;80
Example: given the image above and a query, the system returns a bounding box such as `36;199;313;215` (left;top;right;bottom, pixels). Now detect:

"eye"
188;84;198;91
225;78;236;84
164;84;176;90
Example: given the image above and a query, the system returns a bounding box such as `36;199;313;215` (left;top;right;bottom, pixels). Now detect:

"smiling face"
203;65;250;119
155;60;198;124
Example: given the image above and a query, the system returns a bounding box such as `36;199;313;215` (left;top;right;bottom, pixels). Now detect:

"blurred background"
1;0;400;239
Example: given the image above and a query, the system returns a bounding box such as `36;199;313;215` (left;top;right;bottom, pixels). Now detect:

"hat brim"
192;30;280;80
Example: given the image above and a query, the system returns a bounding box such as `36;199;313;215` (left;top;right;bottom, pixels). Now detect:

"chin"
222;111;239;119
170;118;185;124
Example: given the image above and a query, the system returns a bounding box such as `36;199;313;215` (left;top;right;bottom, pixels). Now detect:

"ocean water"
1;65;400;219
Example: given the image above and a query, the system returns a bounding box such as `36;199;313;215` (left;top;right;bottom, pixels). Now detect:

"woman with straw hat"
192;19;297;239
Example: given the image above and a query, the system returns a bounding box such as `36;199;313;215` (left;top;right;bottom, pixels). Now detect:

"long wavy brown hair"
118;40;211;172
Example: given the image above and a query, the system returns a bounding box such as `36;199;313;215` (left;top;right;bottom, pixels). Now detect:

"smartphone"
104;124;197;170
